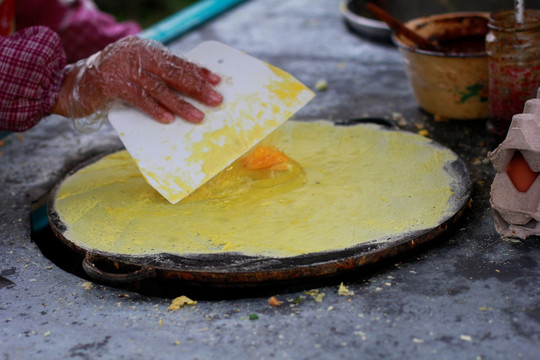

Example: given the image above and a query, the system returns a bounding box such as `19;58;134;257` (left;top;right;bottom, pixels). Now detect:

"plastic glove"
52;36;223;132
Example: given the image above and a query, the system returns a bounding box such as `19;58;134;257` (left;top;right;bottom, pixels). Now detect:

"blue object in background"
28;0;247;233
140;0;248;43
31;203;49;233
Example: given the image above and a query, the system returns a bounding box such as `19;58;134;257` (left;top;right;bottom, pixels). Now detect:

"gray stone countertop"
1;1;539;359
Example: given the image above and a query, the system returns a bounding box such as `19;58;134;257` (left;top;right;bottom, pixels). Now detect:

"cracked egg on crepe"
50;120;469;261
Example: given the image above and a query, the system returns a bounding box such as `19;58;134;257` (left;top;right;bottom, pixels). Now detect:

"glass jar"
486;9;540;138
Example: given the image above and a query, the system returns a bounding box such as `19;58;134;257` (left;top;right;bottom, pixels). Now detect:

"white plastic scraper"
108;41;315;204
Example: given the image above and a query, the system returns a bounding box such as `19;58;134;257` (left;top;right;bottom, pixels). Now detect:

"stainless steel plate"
340;0;391;41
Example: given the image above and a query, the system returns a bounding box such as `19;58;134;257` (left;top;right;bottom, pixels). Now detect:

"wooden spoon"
365;2;444;52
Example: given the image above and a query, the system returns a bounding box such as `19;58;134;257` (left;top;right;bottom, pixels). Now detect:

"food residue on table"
168;296;197;311
338;282;354;297
305;289;325;303
268;296;281;307
314;79;328;91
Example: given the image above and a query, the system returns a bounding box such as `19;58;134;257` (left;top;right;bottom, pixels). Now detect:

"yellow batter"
54;121;457;258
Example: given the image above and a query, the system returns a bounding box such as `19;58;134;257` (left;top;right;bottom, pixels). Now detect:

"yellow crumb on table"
338;282;354;296
168;296;197;311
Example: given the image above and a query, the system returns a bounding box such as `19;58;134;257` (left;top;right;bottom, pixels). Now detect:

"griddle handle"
82;254;156;284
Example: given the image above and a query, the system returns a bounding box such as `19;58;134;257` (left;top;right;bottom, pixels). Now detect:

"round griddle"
48;120;472;288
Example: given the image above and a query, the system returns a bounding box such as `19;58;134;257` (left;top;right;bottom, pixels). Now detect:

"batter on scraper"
54;120;457;258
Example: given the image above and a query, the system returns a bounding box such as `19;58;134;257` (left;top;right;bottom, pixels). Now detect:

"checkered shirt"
0;26;66;132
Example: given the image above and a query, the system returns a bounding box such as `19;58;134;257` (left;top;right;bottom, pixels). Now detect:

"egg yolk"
242;146;290;170
183;145;306;203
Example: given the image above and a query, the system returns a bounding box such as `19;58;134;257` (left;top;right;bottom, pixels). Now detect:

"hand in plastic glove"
52;36;223;127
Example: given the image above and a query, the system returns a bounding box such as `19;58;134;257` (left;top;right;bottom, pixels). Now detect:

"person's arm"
1;29;223;133
0;26;66;132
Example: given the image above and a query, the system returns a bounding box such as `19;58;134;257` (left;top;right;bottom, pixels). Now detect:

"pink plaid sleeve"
0;26;66;132
16;0;141;63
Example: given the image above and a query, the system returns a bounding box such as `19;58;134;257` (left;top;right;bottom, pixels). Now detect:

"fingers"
150;48;222;86
144;51;224;106
167;55;222;85
126;72;206;124
162;66;223;107
116;80;174;124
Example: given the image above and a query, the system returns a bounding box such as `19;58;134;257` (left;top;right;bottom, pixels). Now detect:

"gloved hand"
52;36;223;132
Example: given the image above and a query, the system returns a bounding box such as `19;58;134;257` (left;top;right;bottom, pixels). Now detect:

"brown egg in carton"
488;89;540;239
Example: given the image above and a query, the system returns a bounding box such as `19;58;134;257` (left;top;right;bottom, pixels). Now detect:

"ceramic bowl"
393;12;490;120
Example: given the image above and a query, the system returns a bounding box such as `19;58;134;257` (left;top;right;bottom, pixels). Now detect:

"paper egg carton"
488;89;540;239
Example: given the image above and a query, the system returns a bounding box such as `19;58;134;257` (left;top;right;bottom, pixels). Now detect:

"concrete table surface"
1;1;539;359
